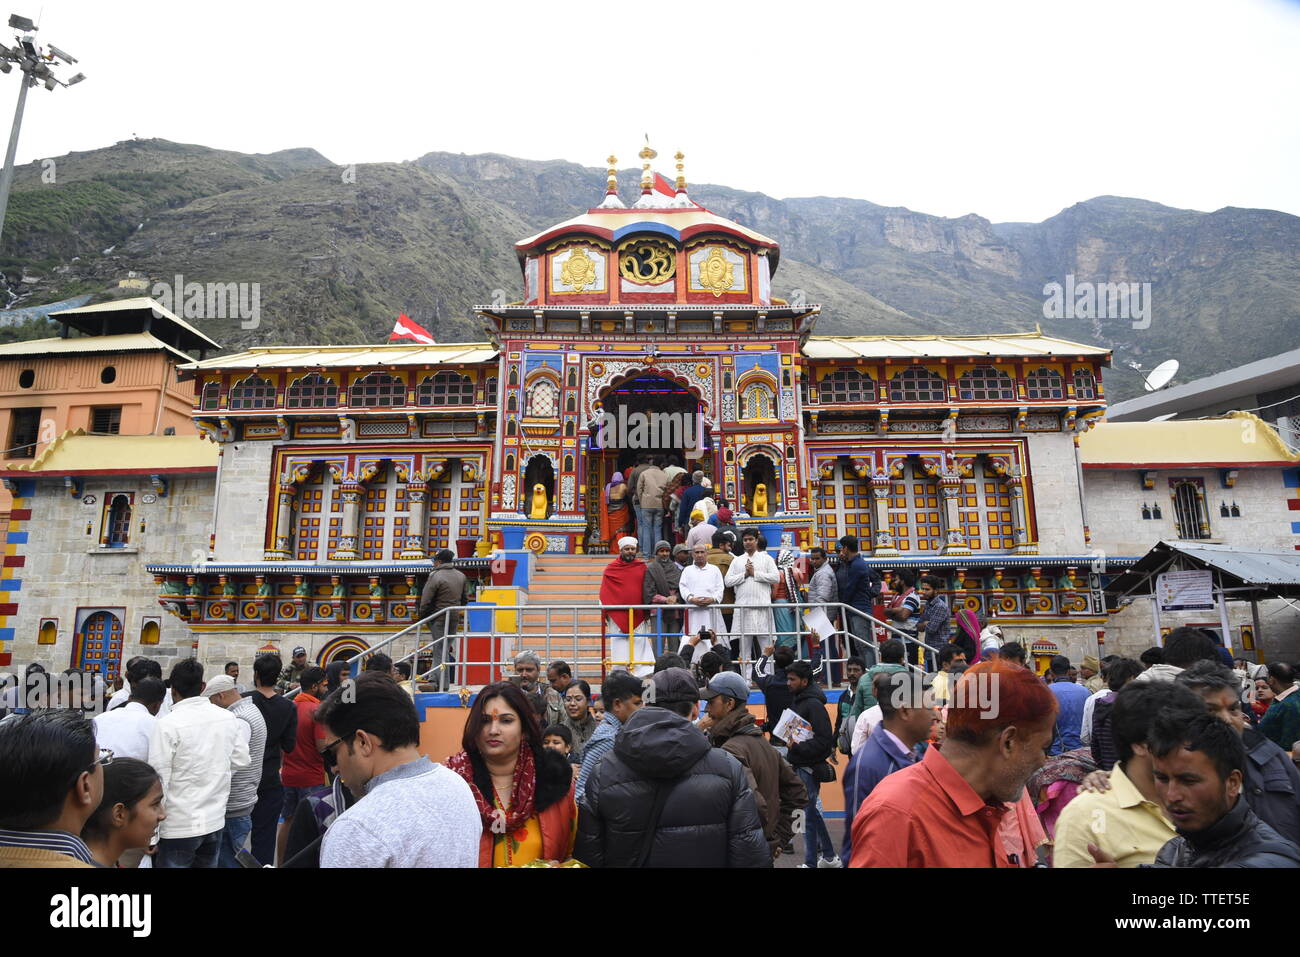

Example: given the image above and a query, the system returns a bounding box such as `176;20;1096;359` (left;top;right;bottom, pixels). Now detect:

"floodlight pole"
0;71;31;245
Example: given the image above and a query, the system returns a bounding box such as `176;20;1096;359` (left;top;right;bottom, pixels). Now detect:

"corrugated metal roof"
0;332;193;363
1160;542;1300;587
181;342;498;371
803;333;1110;360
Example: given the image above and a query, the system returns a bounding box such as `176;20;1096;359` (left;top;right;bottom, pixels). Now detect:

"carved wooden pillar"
265;480;298;560
400;482;429;559
869;478;897;556
331;485;364;561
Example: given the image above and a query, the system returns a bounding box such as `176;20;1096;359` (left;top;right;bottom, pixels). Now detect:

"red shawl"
446;744;538;836
601;557;648;632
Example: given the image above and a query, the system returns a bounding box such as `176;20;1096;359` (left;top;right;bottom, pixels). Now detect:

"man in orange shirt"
850;659;1057;867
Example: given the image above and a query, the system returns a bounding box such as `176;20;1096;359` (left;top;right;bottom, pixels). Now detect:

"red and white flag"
653;172;678;197
388;313;435;345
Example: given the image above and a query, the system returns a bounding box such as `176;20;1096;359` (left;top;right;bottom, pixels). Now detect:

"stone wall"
9;475;214;676
213;441;273;562
1025;433;1088;555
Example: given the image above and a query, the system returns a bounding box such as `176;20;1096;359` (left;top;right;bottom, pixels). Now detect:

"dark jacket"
243;689;297;794
786;683;834;768
678;483;708;527
754;656;792;741
709;706;806;857
643;558;684;635
418;565;467;623
1242;726;1300;847
1152;795;1300;868
1090;693;1119;771
835;554;880;613
574;706;768;868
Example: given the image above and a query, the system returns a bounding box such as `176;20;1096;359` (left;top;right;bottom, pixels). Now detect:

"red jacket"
280;693;326;788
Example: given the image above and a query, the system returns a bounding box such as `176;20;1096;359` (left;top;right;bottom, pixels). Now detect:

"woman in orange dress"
446;681;577;867
600;471;631;554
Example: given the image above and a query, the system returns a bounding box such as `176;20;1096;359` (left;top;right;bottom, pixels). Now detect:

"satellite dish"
1142;359;1179;392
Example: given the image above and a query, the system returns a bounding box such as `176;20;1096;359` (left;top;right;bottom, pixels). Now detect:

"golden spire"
639;134;656;193
674;150;686;192
605;154;618;195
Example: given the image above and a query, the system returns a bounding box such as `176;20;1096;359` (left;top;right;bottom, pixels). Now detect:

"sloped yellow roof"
0;332;193;363
1080;412;1300;467
181;342;497;372
4;430;219;475
804;332;1110;360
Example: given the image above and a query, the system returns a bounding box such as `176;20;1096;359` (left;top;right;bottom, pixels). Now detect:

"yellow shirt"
1052;763;1175;868
492;815;545;868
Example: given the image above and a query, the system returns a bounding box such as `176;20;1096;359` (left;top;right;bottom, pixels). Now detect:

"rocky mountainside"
2;140;1297;399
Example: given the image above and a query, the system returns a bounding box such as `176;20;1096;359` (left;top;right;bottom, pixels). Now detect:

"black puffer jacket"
1152;795;1300;868
786;683;835;768
574;706;769;868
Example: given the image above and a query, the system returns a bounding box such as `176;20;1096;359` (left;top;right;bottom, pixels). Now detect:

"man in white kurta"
723;530;778;678
678;543;727;663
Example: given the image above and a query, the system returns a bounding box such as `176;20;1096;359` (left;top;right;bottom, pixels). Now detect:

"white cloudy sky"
11;0;1300;223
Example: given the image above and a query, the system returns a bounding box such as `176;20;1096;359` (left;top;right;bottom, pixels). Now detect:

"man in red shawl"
601;536;654;676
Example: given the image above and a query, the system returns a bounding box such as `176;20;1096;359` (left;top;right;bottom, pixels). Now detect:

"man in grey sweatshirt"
315;672;479;868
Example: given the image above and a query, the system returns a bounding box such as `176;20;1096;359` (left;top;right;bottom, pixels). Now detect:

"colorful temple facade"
137;146;1120;666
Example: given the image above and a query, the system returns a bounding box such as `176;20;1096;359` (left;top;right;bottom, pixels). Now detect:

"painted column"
869;479;897;556
401;482;429;559
1006;467;1036;555
265;481;298;560
939;477;969;555
331;485;364;561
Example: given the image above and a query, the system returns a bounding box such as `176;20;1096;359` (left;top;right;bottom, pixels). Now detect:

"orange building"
0;298;217;511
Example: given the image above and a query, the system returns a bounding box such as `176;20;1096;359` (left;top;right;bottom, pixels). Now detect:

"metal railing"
340;599;938;691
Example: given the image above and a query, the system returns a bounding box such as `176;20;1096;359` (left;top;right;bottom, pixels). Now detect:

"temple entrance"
741;453;780;516
586;373;713;550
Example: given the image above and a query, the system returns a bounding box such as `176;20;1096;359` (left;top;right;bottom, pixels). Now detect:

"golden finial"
605;154;618;194
674;150;686;192
639;135;655;192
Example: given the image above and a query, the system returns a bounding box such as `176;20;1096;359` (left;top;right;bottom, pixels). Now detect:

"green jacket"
849;663;908;718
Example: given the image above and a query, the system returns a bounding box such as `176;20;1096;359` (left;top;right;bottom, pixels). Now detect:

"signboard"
1156;569;1215;612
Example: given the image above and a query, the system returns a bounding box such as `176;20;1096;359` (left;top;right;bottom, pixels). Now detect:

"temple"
123;143;1117;666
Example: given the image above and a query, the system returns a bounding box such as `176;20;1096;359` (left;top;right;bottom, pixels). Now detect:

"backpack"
837;712;856;756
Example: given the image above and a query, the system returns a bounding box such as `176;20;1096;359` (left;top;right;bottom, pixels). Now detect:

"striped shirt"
226;697;268;816
0;828;95;865
576;712;621;803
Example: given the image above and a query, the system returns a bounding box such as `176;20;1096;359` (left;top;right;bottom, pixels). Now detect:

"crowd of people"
3;552;1299;869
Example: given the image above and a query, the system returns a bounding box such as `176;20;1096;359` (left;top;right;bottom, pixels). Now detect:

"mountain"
2;139;1297;400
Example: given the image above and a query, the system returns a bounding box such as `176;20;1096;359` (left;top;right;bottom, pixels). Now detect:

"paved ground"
774;817;848;868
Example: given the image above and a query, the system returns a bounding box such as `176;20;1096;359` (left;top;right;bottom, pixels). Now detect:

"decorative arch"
229;374;277;410
888;367;947;403
417;371;474;406
524;370;561;418
1025;367;1064;400
818;368;875;404
286;373;338;408
595;366;710;417
316;635;370;664
200;380;221;411
349;371;406;408
957;366;1015;401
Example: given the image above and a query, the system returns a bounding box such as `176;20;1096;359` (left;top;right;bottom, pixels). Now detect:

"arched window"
567;368;578;388
957;366;1015;401
1172;480;1210;540
565;393;576;413
105;494;132;547
228;375;276;410
200;381;220;411
1073;369;1097;400
741;382;775;420
563;454;574;472
286;373;338;408
484;377;498;405
508;366;519;387
417;371;474;406
889;368;947;403
526;378;559;417
818;369;875;404
349;372;406;407
1025;367;1064;400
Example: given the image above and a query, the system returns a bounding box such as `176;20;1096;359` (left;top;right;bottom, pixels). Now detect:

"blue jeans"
156;829;221;868
795;767;835;866
218;814;254;868
637;507;663;556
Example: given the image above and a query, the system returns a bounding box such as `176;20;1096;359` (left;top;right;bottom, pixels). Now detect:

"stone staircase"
517;553;612;673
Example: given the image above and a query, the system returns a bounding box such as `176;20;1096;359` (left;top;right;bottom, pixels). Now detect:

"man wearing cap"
703;671;806;860
418;549;467;691
1080;655;1105;694
679;543;728;663
204;675;268;867
677;470;709;534
685;508;715;550
601;538;654;676
643;540;684;644
277;647;310;694
575;668;768;868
